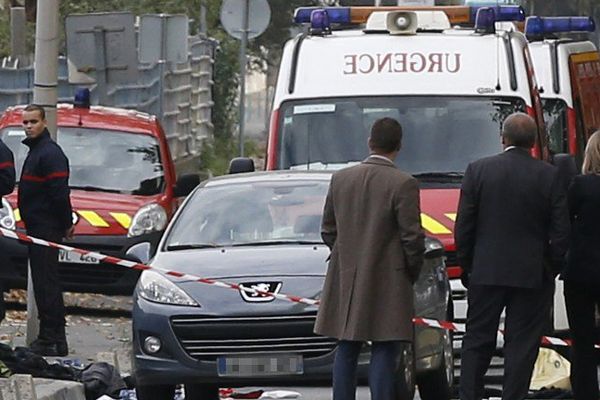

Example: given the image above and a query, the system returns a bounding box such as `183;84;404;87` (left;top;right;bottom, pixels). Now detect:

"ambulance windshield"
1;127;164;195
277;96;526;176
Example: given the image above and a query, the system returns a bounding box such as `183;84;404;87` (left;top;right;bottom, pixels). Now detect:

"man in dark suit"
455;113;570;400
315;117;424;400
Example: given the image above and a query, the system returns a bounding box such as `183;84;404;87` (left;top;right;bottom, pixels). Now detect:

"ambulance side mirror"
551;153;577;192
174;174;200;197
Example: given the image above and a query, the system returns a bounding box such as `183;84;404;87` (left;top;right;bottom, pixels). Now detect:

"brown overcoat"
314;157;425;341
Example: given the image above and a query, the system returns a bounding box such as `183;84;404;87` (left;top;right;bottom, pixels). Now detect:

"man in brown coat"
315;117;425;400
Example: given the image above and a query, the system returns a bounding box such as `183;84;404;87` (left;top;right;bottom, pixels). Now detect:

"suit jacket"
455;148;570;289
563;174;600;285
314;157;425;341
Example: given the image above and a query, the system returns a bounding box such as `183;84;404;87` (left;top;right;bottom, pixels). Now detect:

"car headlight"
0;198;15;230
128;203;168;237
138;270;198;306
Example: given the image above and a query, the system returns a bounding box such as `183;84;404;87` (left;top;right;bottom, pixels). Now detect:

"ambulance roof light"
474;7;497;34
295;7;350;25
310;9;332;35
470;5;525;23
525;16;596;39
74;88;91;109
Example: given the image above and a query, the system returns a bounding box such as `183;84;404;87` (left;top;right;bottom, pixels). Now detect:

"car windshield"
165;179;329;249
1;127;164;195
277;96;526;174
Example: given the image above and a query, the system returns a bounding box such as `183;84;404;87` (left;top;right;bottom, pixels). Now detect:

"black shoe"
29;340;68;357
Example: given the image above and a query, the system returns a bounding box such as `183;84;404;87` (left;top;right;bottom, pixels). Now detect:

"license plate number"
217;354;304;377
58;249;100;265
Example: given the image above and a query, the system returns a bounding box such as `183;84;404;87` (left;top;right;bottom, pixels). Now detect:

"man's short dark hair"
23;104;46;120
502;113;537;148
370;117;403;153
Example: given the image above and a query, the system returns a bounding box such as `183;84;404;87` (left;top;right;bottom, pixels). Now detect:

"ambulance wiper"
70;185;122;194
413;172;464;180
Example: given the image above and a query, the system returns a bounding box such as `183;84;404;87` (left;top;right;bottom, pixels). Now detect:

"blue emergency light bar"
294;7;350;25
470;5;525;23
525;16;596;37
310;9;332;35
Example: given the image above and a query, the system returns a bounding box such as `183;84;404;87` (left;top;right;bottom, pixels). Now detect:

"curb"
0;375;85;400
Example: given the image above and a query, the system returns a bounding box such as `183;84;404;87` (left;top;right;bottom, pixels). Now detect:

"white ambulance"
266;4;549;333
527;16;600;332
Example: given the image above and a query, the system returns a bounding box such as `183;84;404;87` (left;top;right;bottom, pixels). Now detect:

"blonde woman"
563;131;600;400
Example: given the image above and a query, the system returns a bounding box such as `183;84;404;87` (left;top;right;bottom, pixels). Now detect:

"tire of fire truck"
135;384;175;400
395;342;416;400
416;329;454;400
185;384;219;400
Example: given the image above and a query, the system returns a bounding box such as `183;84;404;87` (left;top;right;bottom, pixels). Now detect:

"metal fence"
0;34;216;169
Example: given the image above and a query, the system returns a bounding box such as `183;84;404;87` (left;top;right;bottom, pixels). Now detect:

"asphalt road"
1;291;592;400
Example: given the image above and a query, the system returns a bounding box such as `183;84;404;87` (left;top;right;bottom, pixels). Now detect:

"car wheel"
395;342;416;400
417;330;454;400
185;384;219;400
136;384;176;400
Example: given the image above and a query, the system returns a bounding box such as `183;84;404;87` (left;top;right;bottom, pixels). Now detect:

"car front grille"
170;314;337;361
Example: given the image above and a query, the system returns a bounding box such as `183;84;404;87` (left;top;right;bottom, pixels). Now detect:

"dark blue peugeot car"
130;171;452;400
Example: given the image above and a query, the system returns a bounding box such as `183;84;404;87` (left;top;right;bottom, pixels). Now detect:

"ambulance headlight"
128;203;168;237
0;198;15;230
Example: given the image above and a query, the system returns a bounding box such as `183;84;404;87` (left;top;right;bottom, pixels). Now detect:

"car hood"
148;245;330;314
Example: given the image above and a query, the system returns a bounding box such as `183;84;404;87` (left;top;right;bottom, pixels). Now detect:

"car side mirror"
174;174;200;197
551;153;577;191
126;242;152;265
229;157;255;174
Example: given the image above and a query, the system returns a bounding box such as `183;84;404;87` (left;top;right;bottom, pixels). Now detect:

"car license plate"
58;249;100;265
217;354;304;377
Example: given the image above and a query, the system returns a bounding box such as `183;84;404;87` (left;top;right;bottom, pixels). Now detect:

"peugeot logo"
239;282;283;303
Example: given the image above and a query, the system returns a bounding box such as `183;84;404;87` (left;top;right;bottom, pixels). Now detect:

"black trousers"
564;280;600;400
460;284;554;400
27;228;66;342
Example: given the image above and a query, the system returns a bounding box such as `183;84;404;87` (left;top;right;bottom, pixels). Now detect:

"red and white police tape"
1;227;597;350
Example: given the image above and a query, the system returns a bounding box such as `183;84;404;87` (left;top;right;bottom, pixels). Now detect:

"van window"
1;127;164;195
277;96;525;174
542;99;568;154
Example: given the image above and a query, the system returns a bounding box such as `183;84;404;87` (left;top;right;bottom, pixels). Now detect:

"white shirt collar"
368;154;395;164
504;146;517;152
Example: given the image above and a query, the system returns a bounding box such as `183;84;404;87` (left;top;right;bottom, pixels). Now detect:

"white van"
266;5;549;335
527;16;600;332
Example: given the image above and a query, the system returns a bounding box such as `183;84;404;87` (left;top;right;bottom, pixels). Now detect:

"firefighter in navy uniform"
18;104;73;357
0;134;16;322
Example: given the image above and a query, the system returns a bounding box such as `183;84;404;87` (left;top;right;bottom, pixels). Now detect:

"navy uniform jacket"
18;129;72;232
0;139;15;197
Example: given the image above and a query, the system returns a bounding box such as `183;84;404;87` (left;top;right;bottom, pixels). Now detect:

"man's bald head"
502;113;537;149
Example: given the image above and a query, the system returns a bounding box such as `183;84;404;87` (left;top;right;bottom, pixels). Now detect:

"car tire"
185;384;219;400
136;384;176;400
417;330;454;400
395;342;416;400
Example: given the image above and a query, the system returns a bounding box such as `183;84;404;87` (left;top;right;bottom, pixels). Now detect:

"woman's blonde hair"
582;131;600;175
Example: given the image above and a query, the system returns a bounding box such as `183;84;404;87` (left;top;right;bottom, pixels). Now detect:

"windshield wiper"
166;243;222;251
70;185;123;194
230;240;323;247
413;172;464;180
